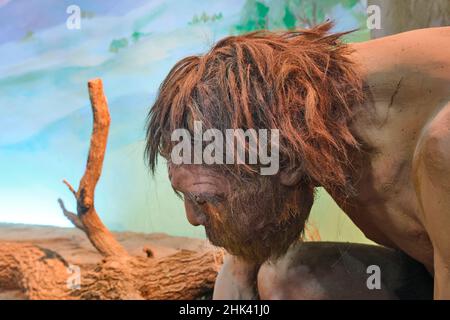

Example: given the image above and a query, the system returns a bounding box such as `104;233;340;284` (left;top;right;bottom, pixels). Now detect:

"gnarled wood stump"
0;242;70;299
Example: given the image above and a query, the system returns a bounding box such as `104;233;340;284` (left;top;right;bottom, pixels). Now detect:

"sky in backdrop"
0;0;373;243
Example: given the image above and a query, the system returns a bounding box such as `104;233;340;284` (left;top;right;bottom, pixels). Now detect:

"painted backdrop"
0;0;372;242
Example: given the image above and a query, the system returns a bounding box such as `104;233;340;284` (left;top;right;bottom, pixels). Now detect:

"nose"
168;164;207;226
184;198;206;226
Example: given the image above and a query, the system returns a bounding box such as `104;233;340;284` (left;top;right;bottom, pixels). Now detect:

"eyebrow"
187;192;225;205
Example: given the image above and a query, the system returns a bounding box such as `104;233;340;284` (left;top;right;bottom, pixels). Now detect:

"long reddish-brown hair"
146;22;364;197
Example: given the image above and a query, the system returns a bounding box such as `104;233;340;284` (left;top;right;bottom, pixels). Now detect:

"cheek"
203;203;225;225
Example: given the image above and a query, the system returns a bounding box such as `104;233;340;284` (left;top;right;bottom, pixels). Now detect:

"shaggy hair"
145;22;364;197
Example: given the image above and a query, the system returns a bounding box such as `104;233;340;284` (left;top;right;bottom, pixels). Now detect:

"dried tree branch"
60;78;128;257
62;179;77;197
57;198;84;231
49;78;224;300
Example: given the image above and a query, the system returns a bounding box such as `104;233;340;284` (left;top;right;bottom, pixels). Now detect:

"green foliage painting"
189;12;224;25
235;0;361;33
109;38;129;53
0;0;370;243
235;0;270;32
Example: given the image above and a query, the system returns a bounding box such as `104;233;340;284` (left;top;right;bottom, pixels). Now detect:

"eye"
186;192;225;206
194;194;206;205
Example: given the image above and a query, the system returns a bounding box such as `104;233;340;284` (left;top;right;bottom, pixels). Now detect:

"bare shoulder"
350;27;450;92
351;27;450;69
388;26;450;40
382;26;450;56
354;26;450;49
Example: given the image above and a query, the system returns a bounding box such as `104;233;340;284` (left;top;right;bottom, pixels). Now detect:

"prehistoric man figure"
145;23;450;299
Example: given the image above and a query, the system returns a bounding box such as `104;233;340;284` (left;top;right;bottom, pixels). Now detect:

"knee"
257;257;327;300
418;119;450;176
257;261;288;300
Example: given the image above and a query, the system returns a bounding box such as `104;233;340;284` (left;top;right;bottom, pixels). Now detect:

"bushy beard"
203;176;314;264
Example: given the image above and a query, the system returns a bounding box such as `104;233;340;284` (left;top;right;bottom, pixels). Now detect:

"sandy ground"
0;223;213;299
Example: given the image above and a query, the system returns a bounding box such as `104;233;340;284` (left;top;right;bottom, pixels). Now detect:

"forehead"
168;163;232;194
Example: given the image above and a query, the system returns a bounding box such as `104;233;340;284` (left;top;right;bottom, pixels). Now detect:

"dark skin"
214;242;433;300
256;242;433;300
165;27;450;299
168;162;310;298
169;163;433;299
168;163;314;264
